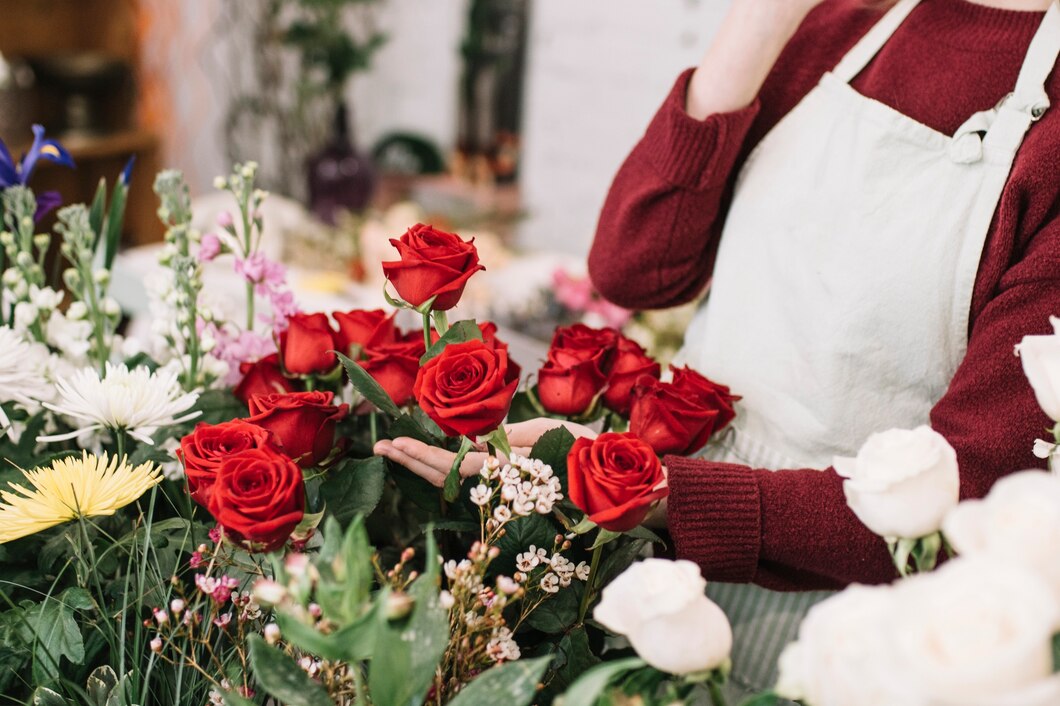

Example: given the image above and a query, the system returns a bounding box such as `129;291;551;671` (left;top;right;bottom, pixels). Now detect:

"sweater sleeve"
664;223;1060;591
587;69;760;310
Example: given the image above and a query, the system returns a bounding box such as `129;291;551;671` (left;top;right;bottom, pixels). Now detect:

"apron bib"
673;0;1060;698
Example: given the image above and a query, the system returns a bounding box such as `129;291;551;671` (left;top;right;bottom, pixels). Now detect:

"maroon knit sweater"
590;0;1060;591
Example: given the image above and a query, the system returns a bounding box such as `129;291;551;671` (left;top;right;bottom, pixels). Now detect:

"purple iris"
0;124;75;220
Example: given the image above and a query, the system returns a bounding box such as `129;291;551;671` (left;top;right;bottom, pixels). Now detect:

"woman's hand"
374;419;597;488
685;0;826;119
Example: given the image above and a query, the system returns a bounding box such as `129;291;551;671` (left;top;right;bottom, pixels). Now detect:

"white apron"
674;0;1060;697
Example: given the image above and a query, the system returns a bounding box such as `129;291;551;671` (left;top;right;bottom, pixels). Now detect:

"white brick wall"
518;0;726;254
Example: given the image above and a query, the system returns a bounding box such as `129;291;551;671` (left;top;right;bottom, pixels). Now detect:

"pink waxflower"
217;211;234;229
195;574;240;604
199;233;222;262
208;525;223;544
213;612;232;629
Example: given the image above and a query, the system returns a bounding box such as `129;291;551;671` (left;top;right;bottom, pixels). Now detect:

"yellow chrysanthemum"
0;452;162;543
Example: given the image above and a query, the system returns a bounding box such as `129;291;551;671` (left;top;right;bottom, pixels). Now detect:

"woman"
377;0;1060;698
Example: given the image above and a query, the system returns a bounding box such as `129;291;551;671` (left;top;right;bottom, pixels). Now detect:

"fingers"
374;439;447;487
374;437;534;488
504;419;566;447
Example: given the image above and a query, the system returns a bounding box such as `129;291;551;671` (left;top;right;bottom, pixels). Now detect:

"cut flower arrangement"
0;138;741;706
1;133;1059;706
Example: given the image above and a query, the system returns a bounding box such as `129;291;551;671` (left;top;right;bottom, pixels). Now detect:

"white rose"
776;585;918;706
1018;317;1060;422
943;470;1060;601
891;557;1060;706
593;559;732;675
834;426;959;539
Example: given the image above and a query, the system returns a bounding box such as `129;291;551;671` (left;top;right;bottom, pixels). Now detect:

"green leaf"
320;456;387;525
420;319;482;365
484;426;511;457
738;694;782;706
190;389;247;426
548;627;602;695
624;525;666;547
556;657;646;706
87;178;107;251
86;665;118;706
389;411;440;446
496;514;557;573
17;588;94;683
103;180;129;270
246;634;333;706
30;686;67;706
449;656;551;706
275;603;378;662
530;427;576;493
316;515;374;625
222;693;257;706
337;351;401;418
589;529;622;550
523;582;583;634
444;436;475;502
597;539;650;588
368;530;448;706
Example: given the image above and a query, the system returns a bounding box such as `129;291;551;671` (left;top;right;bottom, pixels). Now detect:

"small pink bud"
150;636;163;653
264;623;281;645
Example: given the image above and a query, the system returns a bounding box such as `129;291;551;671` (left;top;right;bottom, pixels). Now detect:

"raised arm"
664;223;1060;590
588;0;827;309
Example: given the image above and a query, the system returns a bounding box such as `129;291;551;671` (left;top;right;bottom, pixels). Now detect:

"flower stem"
432;310;449;336
115;428;127;460
707;680;728;706
422;310;432;352
577;541;604;625
369;412;379;446
245;280;255;331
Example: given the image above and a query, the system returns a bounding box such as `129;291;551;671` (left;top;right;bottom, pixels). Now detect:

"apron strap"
984;1;1060;155
832;0;921;84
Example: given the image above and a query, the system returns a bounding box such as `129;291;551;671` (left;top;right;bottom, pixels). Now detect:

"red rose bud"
178;420;281;506
206;447;305;553
333;309;399;357
567;432;668;532
550;324;619;374
478;321;521;380
234;353;299;405
280;312;339;376
360;335;426;407
246;391;349;467
630;366;738;456
538;347;610;416
602;336;661;416
413;339;519;438
381;223;485;311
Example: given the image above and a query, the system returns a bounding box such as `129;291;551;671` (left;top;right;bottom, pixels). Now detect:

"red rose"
413;339;519;437
602;337;661;416
381;223;485;311
333;309;398;357
280;312;338;376
207;447;305;552
630;366;738;456
234;354;299;405
246;391;349;467
361;334;426;406
178;420;281;506
536;324;618;416
567;432;668;532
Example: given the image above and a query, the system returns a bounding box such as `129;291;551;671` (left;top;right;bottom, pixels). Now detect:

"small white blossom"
470;484;492;507
439;591;455;610
493;505;512;523
540;573;560;594
576;562;591;581
486;626;521;662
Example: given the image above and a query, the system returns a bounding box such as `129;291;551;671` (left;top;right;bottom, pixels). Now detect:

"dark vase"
307;103;376;224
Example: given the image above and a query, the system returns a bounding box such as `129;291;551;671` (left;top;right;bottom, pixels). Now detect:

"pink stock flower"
216;211;234;229
199;233;222;262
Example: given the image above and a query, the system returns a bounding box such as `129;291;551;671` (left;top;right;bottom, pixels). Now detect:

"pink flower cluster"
552;269;633;329
195;574;240;604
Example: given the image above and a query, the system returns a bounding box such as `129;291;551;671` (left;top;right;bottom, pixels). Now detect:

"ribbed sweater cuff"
664;455;761;583
640;68;760;191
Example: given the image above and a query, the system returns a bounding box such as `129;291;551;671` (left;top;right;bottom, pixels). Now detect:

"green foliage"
530;426;576;492
247;634;334;706
338;351;402;418
420;319;483;364
368;530;448;706
546;627;602;696
190;389;248;426
319;455;387;525
12;587;95;684
556;657;646;706
448;656;551;706
523;582;584;635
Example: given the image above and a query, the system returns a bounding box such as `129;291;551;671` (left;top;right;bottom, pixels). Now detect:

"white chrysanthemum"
0;326;54;436
39;363;201;445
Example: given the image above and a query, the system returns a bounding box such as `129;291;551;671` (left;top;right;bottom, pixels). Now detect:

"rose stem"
707;680;728;706
422;310;432;351
576;540;604;625
369;412;379;446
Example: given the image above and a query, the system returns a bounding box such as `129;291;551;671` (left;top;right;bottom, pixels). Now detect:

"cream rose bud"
834;426;959;539
1018;317;1060;422
776;585;916;706
593;559;732;675
943;470;1060;600
892;557;1060;706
